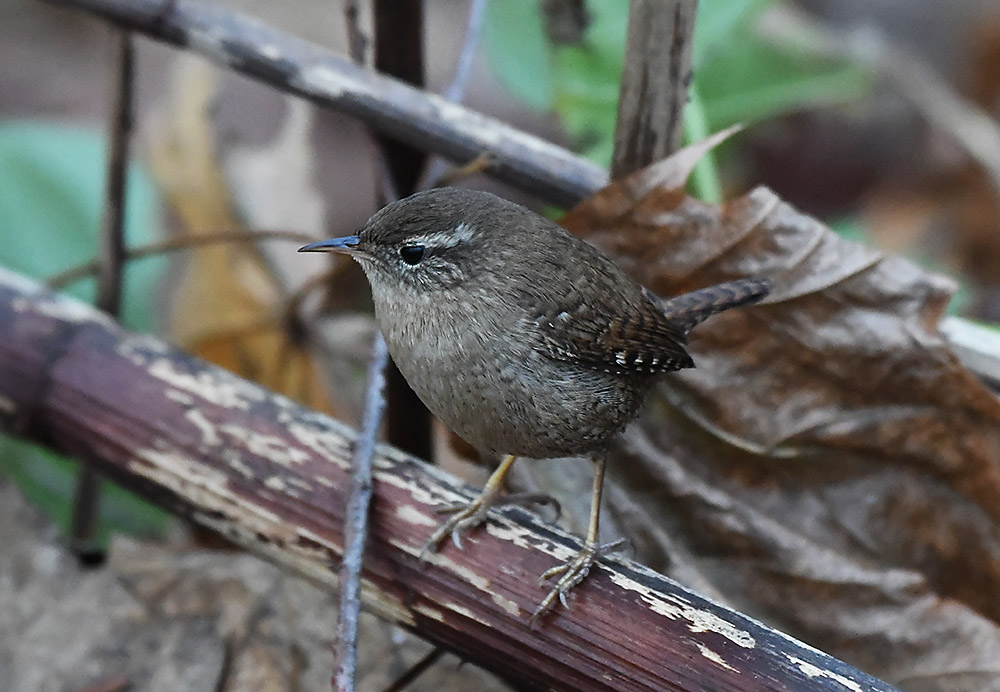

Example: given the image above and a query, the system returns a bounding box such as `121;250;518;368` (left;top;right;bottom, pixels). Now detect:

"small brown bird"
300;188;769;622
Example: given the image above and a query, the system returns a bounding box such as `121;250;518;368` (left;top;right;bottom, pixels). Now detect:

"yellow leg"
420;454;517;559
584;453;606;545
530;455;626;625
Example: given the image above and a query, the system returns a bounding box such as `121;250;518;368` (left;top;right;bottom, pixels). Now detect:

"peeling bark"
0;268;900;691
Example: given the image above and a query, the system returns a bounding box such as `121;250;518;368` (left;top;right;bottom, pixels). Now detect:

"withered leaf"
145;56;340;417
539;134;1000;691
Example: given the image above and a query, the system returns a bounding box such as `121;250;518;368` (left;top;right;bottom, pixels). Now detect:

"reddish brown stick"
0;268;899;692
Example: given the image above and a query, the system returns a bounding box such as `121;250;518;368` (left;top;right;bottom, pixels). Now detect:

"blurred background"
5;1;1000;689
4;0;1000;545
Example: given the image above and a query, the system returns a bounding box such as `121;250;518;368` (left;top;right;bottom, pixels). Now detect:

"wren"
300;188;769;622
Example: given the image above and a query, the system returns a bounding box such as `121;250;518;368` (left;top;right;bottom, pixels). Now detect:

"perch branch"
0;267;900;692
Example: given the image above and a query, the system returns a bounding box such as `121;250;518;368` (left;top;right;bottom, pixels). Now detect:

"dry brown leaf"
546;136;1000;691
145;56;337;415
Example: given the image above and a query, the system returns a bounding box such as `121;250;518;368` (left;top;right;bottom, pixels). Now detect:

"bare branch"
42;0;605;208
379;648;444;692
612;0;698;178
443;0;488;105
335;333;388;691
47;229;316;290
332;6;406;688
342;0;367;64
0;267;901;692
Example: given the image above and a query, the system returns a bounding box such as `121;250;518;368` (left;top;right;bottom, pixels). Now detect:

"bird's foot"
530;538;628;626
419;496;493;558
420;492;560;560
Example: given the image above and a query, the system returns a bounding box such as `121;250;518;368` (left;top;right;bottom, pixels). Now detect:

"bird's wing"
530;278;771;376
532;300;694;376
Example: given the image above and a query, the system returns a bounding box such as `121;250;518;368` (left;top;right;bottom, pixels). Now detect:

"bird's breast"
370;286;649;458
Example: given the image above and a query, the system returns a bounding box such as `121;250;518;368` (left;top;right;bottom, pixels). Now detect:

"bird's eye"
399;244;425;265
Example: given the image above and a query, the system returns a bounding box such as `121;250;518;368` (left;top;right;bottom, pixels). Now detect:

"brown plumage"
300;187;770;621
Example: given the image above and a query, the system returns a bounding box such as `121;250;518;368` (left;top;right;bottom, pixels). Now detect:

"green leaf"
0;121;171;545
483;0;871;172
697;35;870;131
0;121;165;331
692;0;770;67
483;0;553;110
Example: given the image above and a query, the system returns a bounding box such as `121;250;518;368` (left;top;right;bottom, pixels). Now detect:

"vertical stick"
331;6;406;691
334;332;389;692
371;1;434;464
373;1;427;195
611;0;698;178
70;30;135;557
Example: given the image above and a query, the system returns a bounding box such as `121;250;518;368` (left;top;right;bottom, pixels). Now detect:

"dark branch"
42;0;606;208
71;31;136;554
0;267;901;692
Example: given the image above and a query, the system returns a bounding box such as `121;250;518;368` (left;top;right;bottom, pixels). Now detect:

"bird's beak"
298;235;361;254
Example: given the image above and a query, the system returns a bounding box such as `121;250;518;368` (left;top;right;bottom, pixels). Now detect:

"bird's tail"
658;278;771;336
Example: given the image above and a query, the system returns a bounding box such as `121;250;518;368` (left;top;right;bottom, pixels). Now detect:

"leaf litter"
541;132;1000;691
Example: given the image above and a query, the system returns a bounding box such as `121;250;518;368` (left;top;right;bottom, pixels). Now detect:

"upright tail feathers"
658;278;771;336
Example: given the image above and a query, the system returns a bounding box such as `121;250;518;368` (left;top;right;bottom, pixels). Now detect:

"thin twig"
95;36;133;318
332;6;390;691
46;229;316;290
378;648;445;692
342;0;367;63
70;31;135;557
443;0;487;103
428;152;495;189
332;6;489;684
419;0;490;189
328;160;394;692
334;331;389;692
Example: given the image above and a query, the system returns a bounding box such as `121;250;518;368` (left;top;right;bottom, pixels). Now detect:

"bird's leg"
531;455;626;625
420;454;518;558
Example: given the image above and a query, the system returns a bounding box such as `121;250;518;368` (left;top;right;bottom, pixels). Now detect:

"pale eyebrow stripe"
408;222;476;249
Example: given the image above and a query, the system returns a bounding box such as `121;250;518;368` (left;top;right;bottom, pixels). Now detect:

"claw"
433;501;470;515
421;454;519;561
419;496;493;560
529;538;628;627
